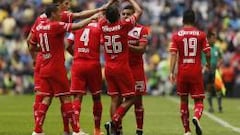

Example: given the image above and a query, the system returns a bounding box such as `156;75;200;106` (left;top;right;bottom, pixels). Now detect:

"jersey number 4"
183;37;197;56
80;28;90;46
104;35;122;53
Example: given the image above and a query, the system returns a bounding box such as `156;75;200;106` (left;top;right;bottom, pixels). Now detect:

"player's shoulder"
51;21;66;26
61;10;72;15
98;17;107;25
87;22;99;28
171;29;180;38
137;24;149;33
191;27;206;36
47;21;66;31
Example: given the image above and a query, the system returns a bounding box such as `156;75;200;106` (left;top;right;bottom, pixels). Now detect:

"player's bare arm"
129;42;147;53
72;0;116;19
71;13;100;30
169;51;177;83
128;0;143;20
27;43;39;66
27;32;40;66
64;38;74;56
205;51;211;70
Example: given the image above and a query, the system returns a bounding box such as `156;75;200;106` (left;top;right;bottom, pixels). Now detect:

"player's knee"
59;95;72;103
42;96;52;105
92;94;101;102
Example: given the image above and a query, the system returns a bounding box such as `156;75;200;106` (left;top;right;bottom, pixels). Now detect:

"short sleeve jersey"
29;12;73;65
169;26;211;76
33;21;72;76
128;24;148;66
67;22;101;61
98;16;136;68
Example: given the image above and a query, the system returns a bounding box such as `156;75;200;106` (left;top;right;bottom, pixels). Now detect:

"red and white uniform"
169;26;211;98
128;24;148;95
29;12;73;90
98;16;136;97
67;22;102;95
31;20;73;97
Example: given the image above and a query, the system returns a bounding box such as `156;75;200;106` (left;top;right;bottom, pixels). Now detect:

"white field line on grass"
167;96;240;134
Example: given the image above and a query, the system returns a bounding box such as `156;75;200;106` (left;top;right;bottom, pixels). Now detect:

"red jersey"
67;22;101;61
30;11;72;35
170;26;210;80
30;12;73;66
60;11;73;23
98;16;136;68
32;20;72;77
128;24;148;66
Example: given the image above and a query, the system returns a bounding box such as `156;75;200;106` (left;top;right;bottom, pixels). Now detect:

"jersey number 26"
104;35;122;53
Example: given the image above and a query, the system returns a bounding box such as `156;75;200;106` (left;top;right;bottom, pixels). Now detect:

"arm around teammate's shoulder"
71;13;100;30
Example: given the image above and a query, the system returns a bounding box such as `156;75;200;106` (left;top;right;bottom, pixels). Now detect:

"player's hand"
100;0;118;11
169;73;176;84
205;63;211;71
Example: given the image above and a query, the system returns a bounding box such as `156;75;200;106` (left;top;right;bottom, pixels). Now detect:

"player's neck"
183;24;194;28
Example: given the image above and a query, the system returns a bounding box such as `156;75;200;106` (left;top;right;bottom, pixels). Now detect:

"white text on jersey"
178;30;200;36
102;25;121;32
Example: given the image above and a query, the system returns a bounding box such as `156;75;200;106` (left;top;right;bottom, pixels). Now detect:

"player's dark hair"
53;0;64;4
45;4;58;18
183;9;195;25
106;5;120;23
207;30;215;38
123;5;134;11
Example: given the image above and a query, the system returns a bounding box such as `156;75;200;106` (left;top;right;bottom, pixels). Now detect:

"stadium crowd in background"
0;0;240;97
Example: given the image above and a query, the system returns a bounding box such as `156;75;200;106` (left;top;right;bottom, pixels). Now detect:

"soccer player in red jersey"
66;22;104;135
169;9;211;135
28;4;99;135
98;0;143;134
120;5;148;135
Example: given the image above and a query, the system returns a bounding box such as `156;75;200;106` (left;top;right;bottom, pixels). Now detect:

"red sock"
194;101;204;120
180;102;190;133
34;103;49;133
62;102;80;132
72;99;81;128
112;106;126;127
61;104;70;133
134;103;144;130
93;101;102;129
33;94;44;123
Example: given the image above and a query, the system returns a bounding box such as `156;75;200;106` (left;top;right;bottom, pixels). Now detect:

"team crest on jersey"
128;27;142;39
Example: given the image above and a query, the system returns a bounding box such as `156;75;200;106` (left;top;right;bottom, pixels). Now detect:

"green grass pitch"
0;95;239;135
